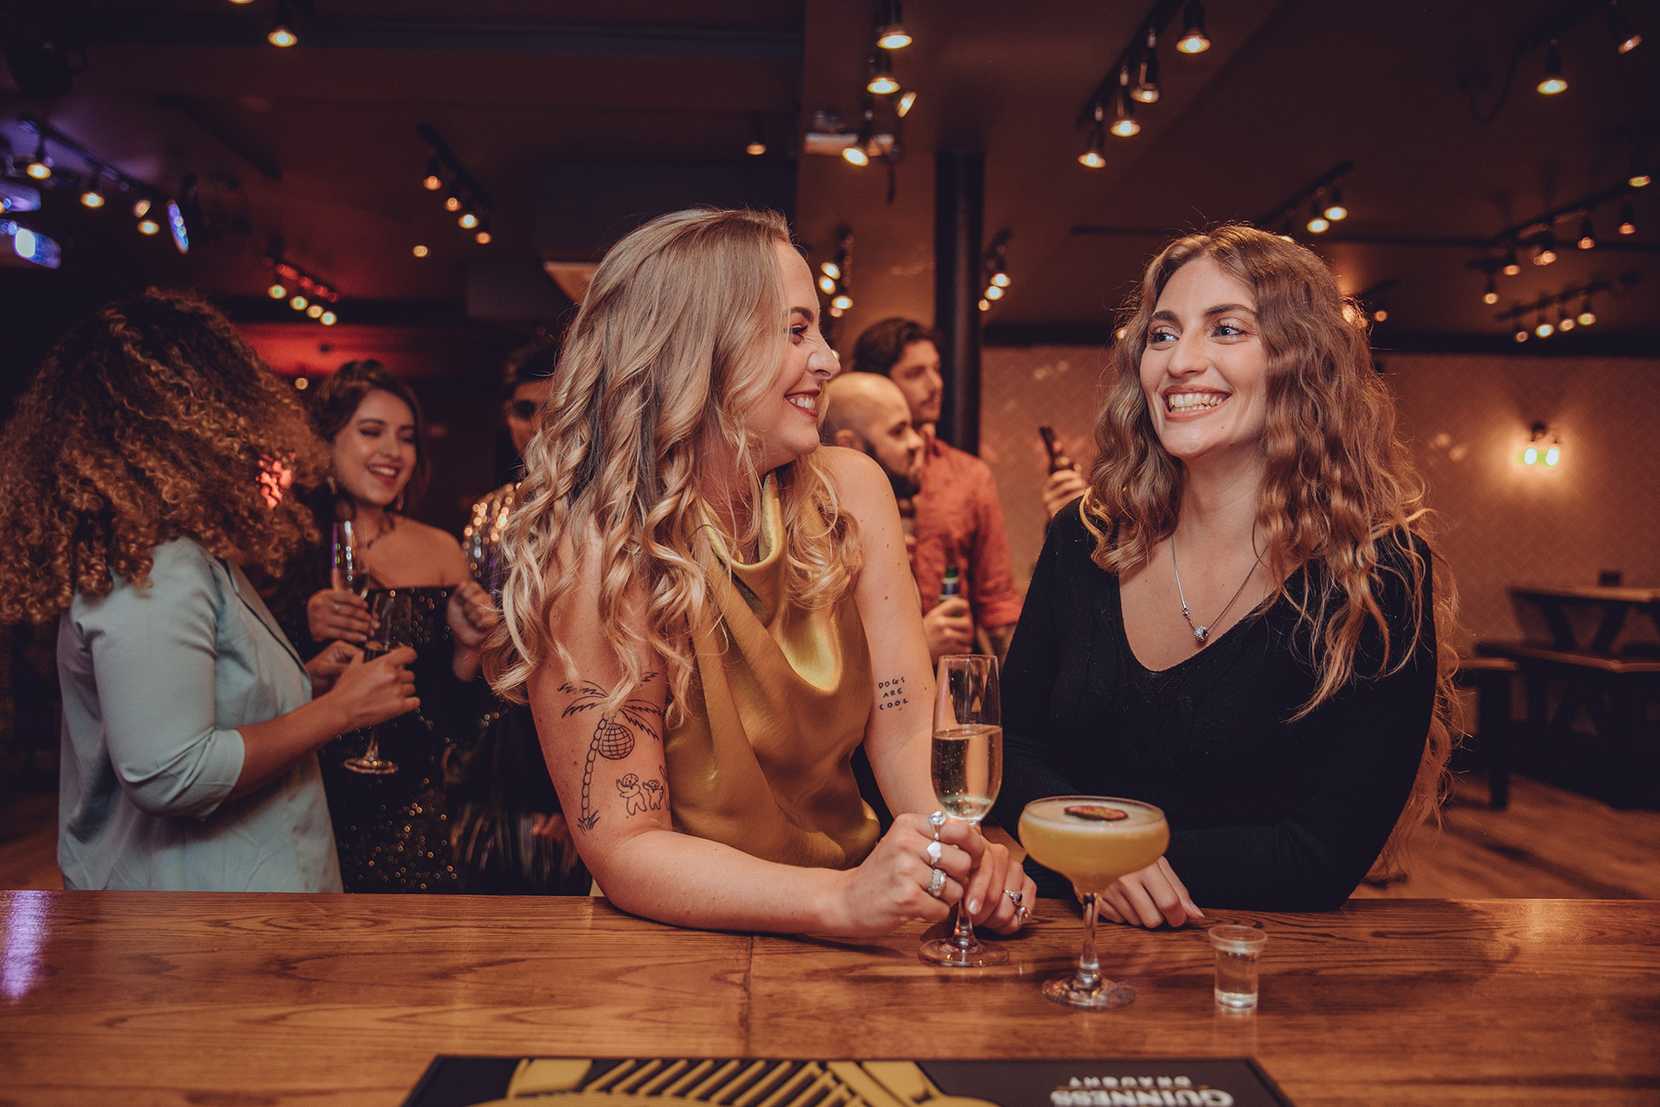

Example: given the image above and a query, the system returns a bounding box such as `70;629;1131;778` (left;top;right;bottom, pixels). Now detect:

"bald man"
820;373;972;661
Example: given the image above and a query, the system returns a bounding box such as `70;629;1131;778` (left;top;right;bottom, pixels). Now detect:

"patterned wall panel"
980;347;1660;649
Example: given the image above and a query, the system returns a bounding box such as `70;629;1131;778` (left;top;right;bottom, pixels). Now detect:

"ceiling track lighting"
25;132;51;180
267;1;299;47
268;251;342;326
1537;38;1567;94
1618;199;1636;235
1490;274;1637;339
1577;215;1596;250
875;0;911;51
1177;0;1211;55
746;115;768;157
820;227;855;318
1132;25;1161;104
981;230;1012;311
843;99;877;167
417;123;498;246
866;52;900;96
1478;176;1644;283
1609;1;1642;55
1078;102;1107;169
1073;0;1217;166
1257;161;1354;239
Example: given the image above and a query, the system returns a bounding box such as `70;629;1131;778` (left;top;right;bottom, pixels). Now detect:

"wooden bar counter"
2;892;1656;1106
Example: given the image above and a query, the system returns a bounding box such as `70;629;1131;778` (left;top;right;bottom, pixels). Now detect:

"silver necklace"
1170;533;1261;645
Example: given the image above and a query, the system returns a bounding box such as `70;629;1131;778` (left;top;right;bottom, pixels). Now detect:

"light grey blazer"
57;537;342;891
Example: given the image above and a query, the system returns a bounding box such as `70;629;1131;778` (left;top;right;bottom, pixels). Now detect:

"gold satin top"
665;479;880;869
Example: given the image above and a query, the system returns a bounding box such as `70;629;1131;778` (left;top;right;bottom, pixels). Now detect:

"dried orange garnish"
1064;804;1129;822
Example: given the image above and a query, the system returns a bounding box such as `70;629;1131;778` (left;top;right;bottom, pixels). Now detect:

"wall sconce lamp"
1521;421;1562;467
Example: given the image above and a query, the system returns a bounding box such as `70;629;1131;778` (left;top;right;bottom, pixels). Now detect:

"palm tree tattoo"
559;674;664;830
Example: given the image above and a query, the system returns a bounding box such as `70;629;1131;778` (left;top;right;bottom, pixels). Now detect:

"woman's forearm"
597;828;852;934
232;695;349;799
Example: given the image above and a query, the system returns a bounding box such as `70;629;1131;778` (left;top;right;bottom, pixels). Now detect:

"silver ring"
924;840;943;865
927;867;946;898
1005;889;1024;907
1016;904;1031;924
928;810;946;841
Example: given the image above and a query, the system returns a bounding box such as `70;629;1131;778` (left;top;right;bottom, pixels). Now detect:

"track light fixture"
876;0;911;50
896;88;917;118
1132;25;1160;104
80;176;106;209
269;251;343;326
1177;1;1211;55
1323;187;1347;221
422;160;443;191
1078;103;1107;169
1307;198;1330;235
820;227;855;317
1109;89;1140;138
24;132;51;180
267;1;299;48
1537;38;1567;95
866;53;900;96
981;230;1012;310
1257;162;1353;239
1577;215;1596;250
1630;151;1651;189
418;123;497;247
843;100;876;167
1502;246;1521;276
746;115;768;157
1483;276;1499;305
1609;1;1642;55
1491;275;1635;340
1531;234;1557;266
1618;199;1636;235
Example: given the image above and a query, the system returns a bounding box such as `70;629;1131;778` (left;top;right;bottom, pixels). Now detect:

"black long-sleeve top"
991;504;1436;911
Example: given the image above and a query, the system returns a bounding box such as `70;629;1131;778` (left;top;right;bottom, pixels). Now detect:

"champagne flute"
342;588;398;776
919;653;1006;968
1018;795;1169;1008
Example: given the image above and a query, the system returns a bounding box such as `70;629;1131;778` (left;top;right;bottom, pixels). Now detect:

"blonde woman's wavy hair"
1082;224;1460;873
485;208;858;721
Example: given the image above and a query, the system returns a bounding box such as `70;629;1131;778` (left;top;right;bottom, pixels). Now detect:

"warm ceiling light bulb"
1176;0;1211;54
1372;308;1389;323
412;243;429;258
458;211;479;229
1544;444;1561;467
306;303;324;319
136;217;160;235
1307;213;1330;234
1618;201;1636;235
1523;445;1539;464
985;284;1005;301
422;173;442;191
320;311;337;326
877;3;911;50
842;143;871;168
268;283;286;299
828;305;844;318
866;54;900;96
1532;239;1557;266
746;139;767;156
1578;304;1596;326
978;298;990;312
1537;39;1567;94
1110;94;1139;138
896;89;917;118
818;274;837;295
1323;188;1348;221
132;197;152;218
25;138;51;180
290;294;308;311
1535;319;1554;338
831;292;853;311
1514;327;1529;343
990;271;1011;288
474;229;492;244
1611;3;1642;55
80;183;106;209
820;260;841;280
443;195;461;212
1577;216;1596;249
267;23;298;47
1482;279;1499;305
1558;314;1575;332
1077;123;1107;169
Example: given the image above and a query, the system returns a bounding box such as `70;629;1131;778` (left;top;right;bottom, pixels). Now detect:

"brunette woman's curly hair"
0;288;326;625
1081;224;1460;873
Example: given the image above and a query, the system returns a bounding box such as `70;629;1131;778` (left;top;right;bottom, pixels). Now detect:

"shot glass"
1209;924;1267;1011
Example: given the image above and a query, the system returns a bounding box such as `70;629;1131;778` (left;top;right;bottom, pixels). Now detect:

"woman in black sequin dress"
272;361;499;892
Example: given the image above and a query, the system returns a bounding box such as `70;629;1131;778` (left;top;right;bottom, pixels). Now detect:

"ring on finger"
926;867;946;899
1005;888;1024;907
928;810;946;841
923;839;943;865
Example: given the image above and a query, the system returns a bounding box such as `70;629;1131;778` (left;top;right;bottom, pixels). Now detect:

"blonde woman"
487;209;1035;935
995;225;1458;924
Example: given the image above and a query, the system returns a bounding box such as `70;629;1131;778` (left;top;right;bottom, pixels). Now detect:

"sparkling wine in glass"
334;523;397;776
1018;795;1169;1008
919;654;1006;968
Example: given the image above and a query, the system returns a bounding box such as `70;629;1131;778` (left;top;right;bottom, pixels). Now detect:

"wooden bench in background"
1454;655;1518;810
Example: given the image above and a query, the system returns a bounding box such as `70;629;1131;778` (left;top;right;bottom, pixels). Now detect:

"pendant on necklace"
1192;625;1210;644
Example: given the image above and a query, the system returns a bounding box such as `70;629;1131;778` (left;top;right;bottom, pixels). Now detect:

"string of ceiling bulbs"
1077;0;1213;170
414;123;496;256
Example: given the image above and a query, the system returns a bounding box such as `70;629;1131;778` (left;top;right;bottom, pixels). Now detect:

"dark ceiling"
2;0;1657;364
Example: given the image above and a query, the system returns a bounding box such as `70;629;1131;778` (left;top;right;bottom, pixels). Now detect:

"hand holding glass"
919;654;1006;968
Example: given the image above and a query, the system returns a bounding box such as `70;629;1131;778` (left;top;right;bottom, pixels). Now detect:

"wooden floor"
5;770;1659;898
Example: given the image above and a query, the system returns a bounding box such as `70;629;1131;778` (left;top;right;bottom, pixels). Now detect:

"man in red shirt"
850;317;1023;661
